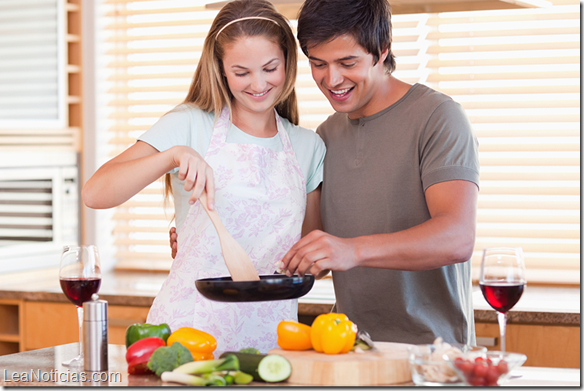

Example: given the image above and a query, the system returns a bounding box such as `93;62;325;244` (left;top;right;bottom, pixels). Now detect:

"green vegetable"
219;352;291;383
233;371;254;385
239;347;261;354
223;374;234;385
172;354;239;375
126;323;171;348
147;342;193;377
257;355;291;382
202;373;227;386
161;371;225;386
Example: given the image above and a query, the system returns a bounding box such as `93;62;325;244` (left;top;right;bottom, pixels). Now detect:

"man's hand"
279;230;359;277
169;227;177;259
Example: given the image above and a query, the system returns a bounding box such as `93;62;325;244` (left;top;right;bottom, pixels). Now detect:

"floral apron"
147;107;306;353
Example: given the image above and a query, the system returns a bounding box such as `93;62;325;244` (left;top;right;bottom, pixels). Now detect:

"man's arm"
302;185;323;237
279;180;478;276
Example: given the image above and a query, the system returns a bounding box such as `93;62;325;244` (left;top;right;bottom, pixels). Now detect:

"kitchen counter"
0;343;579;387
0;268;579;326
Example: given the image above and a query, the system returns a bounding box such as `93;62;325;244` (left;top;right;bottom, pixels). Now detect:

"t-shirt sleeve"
305;132;326;193
419;99;480;191
137;108;193;154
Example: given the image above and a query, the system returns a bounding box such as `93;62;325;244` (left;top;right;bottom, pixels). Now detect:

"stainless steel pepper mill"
83;293;108;371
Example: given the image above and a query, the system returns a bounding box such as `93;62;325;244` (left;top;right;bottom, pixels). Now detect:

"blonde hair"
164;0;299;202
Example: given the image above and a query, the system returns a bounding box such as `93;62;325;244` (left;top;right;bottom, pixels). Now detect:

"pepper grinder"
83;293;108;371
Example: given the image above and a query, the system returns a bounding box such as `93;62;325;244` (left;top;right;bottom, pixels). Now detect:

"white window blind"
100;0;579;284
423;0;579;284
0;0;67;128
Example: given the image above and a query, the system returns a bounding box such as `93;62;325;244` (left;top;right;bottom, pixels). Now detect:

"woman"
82;0;325;353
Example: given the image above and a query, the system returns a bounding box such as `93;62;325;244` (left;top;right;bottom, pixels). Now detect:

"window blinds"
0;0;67;128
102;0;579;284
423;1;579;283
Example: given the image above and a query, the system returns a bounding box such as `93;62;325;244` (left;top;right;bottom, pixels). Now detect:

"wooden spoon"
199;191;260;281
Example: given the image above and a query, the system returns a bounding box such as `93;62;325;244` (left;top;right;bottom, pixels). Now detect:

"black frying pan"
195;274;315;302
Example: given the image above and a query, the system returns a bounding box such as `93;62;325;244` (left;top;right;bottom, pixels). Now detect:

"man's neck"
347;76;413;120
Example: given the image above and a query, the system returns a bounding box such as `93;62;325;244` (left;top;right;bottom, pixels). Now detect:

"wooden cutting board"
268;342;413;386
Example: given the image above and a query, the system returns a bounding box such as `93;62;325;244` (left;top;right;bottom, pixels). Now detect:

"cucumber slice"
219;352;292;382
257;354;291;383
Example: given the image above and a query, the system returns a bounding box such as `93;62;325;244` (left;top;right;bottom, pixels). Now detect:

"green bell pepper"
125;323;171;348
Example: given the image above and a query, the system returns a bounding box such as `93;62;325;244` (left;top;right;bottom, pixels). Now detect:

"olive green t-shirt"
317;83;480;345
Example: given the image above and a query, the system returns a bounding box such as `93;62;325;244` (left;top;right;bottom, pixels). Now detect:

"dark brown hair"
296;0;396;73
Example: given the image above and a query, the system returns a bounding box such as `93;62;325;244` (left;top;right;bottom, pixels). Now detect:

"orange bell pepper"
311;313;356;355
166;327;217;360
277;320;313;351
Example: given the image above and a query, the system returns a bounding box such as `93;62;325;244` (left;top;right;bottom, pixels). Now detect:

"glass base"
62;354;83;368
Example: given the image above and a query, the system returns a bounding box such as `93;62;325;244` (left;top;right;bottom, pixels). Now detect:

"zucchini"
219;352;291;383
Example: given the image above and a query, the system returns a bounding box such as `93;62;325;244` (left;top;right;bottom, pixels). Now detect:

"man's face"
307;34;388;119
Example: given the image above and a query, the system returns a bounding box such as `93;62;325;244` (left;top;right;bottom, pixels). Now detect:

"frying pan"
195;274;315;302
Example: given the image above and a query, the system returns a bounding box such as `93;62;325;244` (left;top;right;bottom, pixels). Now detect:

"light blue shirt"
138;104;326;232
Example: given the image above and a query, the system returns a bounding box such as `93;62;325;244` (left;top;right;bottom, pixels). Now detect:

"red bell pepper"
126;336;166;375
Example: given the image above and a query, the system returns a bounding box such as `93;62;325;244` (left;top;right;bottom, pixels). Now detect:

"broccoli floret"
147;342;194;377
239;347;261;354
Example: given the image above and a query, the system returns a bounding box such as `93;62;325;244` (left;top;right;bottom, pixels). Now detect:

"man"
279;0;480;345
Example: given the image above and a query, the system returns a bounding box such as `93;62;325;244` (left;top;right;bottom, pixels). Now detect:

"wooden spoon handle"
199;192;230;240
199;191;260;281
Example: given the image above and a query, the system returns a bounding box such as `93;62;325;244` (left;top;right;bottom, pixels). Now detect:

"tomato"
497;360;509;374
473;362;489;377
469;375;487;386
457;360;474;375
486;365;500;383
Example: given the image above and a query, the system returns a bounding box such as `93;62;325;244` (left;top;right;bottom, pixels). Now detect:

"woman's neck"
231;104;278;138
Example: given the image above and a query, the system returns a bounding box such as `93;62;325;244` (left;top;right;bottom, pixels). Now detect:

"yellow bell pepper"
166;327;217;361
277;320;313;351
310;313;356;354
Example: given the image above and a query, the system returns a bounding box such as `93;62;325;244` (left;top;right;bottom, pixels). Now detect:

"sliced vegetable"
277;320;312;351
233;371;254;385
219;352;291;383
125;323;171;348
257;354;292;382
160;371;224;386
173;354;239;374
125;336;166;375
147;342;194;377
311;313;356;354
167;327;217;361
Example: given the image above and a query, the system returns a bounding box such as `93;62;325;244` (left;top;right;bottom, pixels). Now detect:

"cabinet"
23;301;150;351
0;300;24;355
475;321;580;369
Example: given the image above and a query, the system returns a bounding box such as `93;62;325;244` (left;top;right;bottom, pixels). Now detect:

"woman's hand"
171;146;215;210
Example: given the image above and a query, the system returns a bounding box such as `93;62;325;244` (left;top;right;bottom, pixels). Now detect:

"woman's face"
222;35;286;116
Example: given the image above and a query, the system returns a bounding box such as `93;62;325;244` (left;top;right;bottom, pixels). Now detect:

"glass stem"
497;311;507;353
77;306;83;358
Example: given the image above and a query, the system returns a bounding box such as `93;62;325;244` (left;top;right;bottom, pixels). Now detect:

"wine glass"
59;245;102;367
479;247;526;353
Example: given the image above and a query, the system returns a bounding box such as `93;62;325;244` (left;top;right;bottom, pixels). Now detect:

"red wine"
60;277;102;307
480;282;524;313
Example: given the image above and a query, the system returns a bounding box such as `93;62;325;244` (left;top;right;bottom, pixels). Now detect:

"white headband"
215;16;280;38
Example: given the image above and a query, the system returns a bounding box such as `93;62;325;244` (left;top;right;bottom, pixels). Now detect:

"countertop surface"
0;268;580;325
0;343;580;387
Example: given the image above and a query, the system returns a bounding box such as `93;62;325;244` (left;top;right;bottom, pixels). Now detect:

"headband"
215;16;280;38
